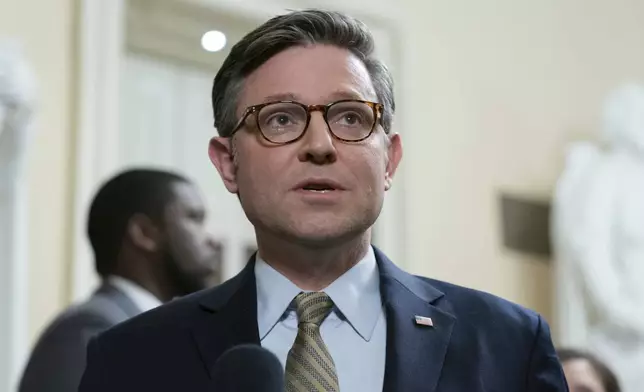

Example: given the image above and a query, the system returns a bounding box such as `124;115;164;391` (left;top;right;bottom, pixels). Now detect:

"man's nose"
297;112;337;164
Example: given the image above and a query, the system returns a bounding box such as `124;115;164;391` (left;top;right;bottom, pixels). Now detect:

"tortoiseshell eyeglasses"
230;100;384;144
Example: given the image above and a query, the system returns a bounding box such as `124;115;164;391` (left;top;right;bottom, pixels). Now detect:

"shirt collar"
255;246;381;342
107;275;162;313
255;256;303;340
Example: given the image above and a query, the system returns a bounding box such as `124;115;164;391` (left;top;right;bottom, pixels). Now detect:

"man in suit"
79;10;568;391
19;168;220;392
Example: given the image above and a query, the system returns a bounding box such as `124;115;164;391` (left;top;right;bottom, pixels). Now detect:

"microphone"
211;344;284;391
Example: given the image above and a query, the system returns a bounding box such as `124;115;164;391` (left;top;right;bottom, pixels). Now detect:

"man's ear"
209;136;239;193
127;213;161;252
384;133;403;191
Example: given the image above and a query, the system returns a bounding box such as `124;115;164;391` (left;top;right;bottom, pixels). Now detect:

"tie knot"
294;292;334;326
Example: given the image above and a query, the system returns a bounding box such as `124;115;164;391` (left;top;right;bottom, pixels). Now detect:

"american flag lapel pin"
414;315;434;328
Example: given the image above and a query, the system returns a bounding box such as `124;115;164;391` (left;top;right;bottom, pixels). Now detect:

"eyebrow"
260;89;371;105
261;92;299;103
327;89;368;101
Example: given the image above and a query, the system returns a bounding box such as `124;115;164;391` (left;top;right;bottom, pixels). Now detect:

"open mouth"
295;179;344;194
301;183;336;193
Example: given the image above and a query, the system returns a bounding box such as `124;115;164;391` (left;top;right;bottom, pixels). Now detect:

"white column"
71;0;126;302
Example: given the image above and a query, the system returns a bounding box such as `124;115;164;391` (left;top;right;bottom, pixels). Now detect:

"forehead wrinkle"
255;88;375;106
238;45;378;111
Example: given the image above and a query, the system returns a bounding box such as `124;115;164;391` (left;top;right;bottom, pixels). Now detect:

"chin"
284;220;370;248
251;206;377;245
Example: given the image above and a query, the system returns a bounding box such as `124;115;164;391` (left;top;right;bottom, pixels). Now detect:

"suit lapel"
188;248;456;388
376;249;456;392
190;259;261;379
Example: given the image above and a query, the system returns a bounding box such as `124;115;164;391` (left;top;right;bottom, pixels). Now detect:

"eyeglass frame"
229;99;385;144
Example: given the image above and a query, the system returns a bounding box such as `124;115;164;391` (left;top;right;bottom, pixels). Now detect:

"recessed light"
201;30;226;52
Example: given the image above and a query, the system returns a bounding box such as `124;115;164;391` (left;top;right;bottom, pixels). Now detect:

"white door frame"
72;0;407;302
71;0;127;301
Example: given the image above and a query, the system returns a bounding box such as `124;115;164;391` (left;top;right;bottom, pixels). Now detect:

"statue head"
600;83;644;155
0;40;36;134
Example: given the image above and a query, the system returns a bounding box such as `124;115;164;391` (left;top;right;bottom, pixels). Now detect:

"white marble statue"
552;83;644;392
0;39;37;392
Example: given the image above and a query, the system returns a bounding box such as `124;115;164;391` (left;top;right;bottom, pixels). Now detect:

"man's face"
562;359;607;392
209;44;402;246
161;181;220;294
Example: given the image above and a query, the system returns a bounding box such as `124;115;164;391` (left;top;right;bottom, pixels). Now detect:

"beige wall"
0;0;76;343
398;0;644;324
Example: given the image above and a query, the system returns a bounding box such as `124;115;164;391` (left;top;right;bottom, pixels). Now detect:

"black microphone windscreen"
211;344;284;392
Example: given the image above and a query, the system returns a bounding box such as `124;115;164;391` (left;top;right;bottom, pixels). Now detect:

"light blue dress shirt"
255;246;387;391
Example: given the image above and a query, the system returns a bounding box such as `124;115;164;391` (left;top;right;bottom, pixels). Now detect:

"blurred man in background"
19;168;220;392
558;348;621;392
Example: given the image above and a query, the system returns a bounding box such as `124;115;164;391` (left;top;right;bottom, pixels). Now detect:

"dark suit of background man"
18;168;220;392
79;10;569;392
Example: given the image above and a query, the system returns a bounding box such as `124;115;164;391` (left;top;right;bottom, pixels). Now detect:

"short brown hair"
558;348;621;392
211;9;395;138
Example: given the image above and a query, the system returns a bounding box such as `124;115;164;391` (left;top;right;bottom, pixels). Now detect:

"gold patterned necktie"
285;292;340;392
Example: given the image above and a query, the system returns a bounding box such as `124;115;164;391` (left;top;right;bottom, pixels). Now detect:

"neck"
113;255;173;302
255;230;372;291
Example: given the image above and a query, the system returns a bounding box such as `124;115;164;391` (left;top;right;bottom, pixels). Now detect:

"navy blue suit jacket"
79;249;568;391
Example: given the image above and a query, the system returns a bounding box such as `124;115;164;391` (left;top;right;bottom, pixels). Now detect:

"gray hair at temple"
211;9;395;138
